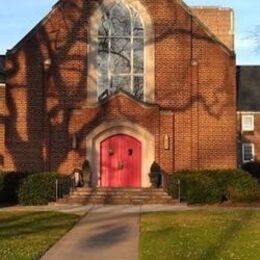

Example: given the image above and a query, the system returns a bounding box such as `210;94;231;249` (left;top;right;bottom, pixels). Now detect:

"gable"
7;0;234;57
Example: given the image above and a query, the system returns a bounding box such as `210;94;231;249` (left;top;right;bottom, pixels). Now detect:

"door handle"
118;161;124;170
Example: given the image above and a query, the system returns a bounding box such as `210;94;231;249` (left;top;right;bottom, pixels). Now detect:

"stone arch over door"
86;120;155;187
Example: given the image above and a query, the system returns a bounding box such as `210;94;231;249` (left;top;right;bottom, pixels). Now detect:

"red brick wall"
3;0;237;174
0;85;5;169
191;7;234;50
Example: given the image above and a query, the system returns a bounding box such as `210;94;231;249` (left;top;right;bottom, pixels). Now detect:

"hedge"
0;171;31;203
167;169;260;204
18;172;71;206
0;174;4;201
242;161;260;181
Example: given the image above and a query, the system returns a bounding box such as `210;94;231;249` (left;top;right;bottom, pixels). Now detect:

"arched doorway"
100;134;141;187
86;120;155;188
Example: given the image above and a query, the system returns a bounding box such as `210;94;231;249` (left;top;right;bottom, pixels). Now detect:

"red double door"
100;134;141;187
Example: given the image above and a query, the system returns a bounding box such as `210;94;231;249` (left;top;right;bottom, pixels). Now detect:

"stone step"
70;191;169;196
68;196;172;201
58;198;177;205
75;188;165;192
72;189;166;193
57;187;176;205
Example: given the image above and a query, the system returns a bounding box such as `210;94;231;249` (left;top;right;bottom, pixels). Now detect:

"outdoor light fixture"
72;134;77;149
43;58;52;69
191;59;198;66
163;134;170;150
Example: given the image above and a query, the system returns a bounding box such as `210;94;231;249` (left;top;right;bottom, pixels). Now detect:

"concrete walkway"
40;204;191;260
2;203;258;260
41;205;141;260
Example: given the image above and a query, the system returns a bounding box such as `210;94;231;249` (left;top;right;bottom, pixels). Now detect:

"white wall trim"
237;111;260;115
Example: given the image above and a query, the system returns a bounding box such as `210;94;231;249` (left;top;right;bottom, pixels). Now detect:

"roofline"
7;0;235;57
7;0;63;55
237;111;260;114
177;0;235;57
237;65;260;67
190;6;233;11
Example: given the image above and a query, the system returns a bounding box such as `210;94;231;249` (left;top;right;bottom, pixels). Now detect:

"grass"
140;209;260;260
0;211;79;260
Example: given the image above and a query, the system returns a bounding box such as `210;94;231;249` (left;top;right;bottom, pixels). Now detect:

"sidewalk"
2;203;259;260
41;205;141;260
40;204;190;260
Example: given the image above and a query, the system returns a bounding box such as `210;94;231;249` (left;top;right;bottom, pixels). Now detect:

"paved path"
2;203;259;260
41;205;141;260
39;204;189;260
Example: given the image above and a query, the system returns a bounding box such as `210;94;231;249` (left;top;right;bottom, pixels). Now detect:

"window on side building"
242;115;254;131
242;143;255;163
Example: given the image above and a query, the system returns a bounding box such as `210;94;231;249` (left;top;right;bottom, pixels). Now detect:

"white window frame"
242;115;254;131
97;3;144;100
242;143;255;163
87;0;155;105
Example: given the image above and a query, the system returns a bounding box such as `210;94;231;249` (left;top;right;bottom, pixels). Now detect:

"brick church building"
0;0;237;187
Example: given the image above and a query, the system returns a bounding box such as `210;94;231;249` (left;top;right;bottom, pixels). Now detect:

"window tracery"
97;2;144;101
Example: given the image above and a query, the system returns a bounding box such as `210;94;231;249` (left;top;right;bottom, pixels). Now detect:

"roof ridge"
7;1;63;54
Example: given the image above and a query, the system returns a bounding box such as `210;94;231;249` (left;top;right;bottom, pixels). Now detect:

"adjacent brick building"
1;0;237;187
237;66;260;166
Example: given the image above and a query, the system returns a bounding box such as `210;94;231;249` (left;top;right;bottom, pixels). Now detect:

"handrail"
55;174;76;201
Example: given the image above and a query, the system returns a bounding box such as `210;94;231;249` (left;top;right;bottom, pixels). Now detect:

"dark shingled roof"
237;66;260;111
0;55;5;84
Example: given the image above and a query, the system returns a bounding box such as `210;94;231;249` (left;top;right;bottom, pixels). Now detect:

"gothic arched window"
97;2;144;101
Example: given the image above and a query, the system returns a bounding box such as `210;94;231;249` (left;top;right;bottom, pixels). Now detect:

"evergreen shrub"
167;169;260;204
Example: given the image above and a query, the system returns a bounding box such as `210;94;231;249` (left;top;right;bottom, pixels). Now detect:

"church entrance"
100;134;141;187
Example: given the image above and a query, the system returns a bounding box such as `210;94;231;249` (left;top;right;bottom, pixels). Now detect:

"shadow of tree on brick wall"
3;0;235;173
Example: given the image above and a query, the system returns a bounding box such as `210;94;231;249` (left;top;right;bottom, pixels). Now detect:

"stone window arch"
88;0;155;104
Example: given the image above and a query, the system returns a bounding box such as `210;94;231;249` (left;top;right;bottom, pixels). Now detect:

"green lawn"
0;211;79;260
140;209;260;260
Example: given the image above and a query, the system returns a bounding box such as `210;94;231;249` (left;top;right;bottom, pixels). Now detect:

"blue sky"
0;0;259;65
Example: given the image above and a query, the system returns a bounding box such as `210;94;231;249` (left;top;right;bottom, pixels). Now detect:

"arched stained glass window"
97;2;144;101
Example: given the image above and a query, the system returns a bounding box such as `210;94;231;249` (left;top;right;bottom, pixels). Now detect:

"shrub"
185;174;222;204
167;169;260;204
227;173;260;202
18;172;61;205
0;173;4;200
0;171;31;203
167;170;193;200
242;161;260;181
168;171;222;204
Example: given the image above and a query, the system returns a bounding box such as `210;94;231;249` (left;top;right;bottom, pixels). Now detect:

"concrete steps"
57;187;177;205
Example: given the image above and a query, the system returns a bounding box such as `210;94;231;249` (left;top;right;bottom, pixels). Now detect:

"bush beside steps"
0;171;70;205
18;172;72;206
167;169;260;205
